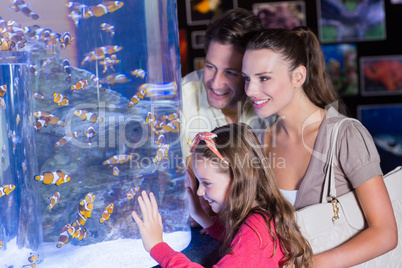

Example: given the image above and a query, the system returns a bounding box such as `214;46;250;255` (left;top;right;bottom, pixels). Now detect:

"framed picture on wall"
252;1;306;29
391;0;402;3
358;104;402;174
191;31;205;49
193;57;205;71
317;0;386;43
360;55;402;96
186;0;238;26
321;43;358;96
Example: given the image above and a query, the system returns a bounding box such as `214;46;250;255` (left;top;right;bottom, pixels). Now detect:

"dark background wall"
177;0;402;119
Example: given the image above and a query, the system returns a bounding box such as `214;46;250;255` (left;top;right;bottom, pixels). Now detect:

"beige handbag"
296;118;402;267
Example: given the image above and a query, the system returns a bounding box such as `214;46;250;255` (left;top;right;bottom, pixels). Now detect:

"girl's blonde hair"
193;123;312;267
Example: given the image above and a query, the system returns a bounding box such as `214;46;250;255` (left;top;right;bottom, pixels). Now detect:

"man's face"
203;41;246;110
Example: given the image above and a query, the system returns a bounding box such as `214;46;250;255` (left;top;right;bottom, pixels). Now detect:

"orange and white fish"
153;144;170;163
0;85;7;97
155;134;165;145
28;252;40;263
0;240;3;250
100;54;120;73
84;126;97;143
144;112;156;131
101;74;130;85
112;166;119;176
56;224;71;248
74;109;103;123
34;118;49;131
167;112;180;121
34;111;66;126
127;186;140;199
68;222;89;240
83;1;124;18
139;82;177;98
16;114;20;126
81;45;122;65
99;203;114;223
32;91;45;99
53;92;69;106
0;184;16;198
55;132;80;147
76;211;87;226
63;59;72;82
78;202;93;219
9;0;40;20
100;23;115;36
80;192;95;206
131;68;146;79
58;32;74;49
34;170;70;186
48;192;60;211
128;90;146;107
70;79;88;90
102;154;131;165
0;97;5;109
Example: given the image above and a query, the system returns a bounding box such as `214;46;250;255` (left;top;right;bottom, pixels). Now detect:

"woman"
241;26;397;267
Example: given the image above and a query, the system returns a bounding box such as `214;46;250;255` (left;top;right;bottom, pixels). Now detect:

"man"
181;8;267;160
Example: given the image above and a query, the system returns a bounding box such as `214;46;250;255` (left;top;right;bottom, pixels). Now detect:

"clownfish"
101;74;130;85
0;184;16;198
84;126;97;143
34;111;66;126
167;112;180;121
127;186;140;199
155;134;165;145
28;252;40;263
53;93;69;106
153;144;170;163
9;0;40;20
100;23;115;36
0;240;3;250
83;1;124;18
63;59;72;81
112;166;119;176
76;211;87;226
74;109;104;123
131;68;146;79
0;97;5;109
102;154;131;165
70;79;88;91
58;32;73;49
68;222;89;240
34;118;49;131
80;192;95;206
100;54;120;73
128;90;146;107
0;85;7;97
99;203;114;223
144;112;157;131
56;224;70;248
48;192;60;211
78;202;93;219
34;170;70;186
32;91;45;99
55;132;80;147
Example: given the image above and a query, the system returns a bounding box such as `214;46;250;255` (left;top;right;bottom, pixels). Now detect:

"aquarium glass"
0;1;189;267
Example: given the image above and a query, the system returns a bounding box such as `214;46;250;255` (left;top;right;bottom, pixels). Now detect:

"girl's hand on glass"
132;191;163;252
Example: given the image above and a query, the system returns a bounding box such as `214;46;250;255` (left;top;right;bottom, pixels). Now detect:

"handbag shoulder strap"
321;117;361;203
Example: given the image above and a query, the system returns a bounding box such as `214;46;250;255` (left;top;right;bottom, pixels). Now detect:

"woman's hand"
132;191;163;252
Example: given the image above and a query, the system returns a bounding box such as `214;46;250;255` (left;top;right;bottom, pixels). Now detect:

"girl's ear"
292;65;306;87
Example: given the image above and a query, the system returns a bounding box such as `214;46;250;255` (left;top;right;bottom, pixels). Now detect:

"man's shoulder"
181;69;203;86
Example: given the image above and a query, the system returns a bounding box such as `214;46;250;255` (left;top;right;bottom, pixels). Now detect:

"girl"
132;123;312;267
242;26;397;267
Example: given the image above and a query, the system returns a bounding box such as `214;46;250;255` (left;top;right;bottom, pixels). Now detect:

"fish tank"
0;1;190;267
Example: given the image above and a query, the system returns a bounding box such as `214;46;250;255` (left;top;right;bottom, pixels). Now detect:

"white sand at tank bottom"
0;231;191;268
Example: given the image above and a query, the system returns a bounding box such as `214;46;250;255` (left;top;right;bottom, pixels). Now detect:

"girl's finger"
141;190;153;212
149;192;159;218
131;211;143;226
137;195;149;221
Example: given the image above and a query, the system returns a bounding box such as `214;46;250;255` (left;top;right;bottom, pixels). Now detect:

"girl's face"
242;48;295;118
193;157;231;213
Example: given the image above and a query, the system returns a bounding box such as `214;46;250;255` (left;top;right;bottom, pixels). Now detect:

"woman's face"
193;156;231;213
242;48;295;118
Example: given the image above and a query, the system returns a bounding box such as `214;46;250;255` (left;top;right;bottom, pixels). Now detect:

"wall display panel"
186;0;238;25
360;55;402;96
317;0;386;43
193;57;205;71
322;43;358;96
358;104;402;173
252;1;306;29
191;31;206;49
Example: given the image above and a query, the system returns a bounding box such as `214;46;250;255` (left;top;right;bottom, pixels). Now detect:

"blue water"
0;1;189;266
